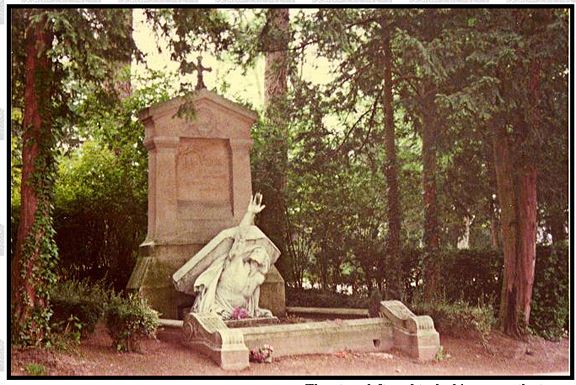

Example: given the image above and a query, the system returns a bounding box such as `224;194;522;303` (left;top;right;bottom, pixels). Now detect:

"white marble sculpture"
173;193;280;320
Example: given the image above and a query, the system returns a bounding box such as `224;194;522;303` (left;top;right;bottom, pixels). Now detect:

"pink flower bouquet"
249;344;274;363
231;307;249;320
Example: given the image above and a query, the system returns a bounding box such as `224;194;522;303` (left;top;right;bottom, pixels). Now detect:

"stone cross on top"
195;56;212;90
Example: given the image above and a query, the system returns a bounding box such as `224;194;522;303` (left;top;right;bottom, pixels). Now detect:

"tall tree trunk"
263;9;289;108
259;8;290;280
495;17;545;337
422;92;440;302
493;123;538;337
381;25;402;299
319;246;329;290
490;196;502;249
11;12;55;345
114;9;133;99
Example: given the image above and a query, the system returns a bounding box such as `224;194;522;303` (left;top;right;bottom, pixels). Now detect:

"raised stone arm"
229;193;265;261
238;193;265;227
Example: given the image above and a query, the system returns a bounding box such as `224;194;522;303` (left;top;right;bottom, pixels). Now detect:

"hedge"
287;245;568;340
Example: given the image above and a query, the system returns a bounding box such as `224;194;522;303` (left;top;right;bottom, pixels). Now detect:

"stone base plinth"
127;242;202;319
128;242;287;320
259;266;286;317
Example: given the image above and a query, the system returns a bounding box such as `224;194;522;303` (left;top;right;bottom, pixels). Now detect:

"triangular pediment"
139;89;257;140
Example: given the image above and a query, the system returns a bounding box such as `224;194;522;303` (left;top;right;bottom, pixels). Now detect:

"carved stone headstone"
127;89;285;318
379;300;440;360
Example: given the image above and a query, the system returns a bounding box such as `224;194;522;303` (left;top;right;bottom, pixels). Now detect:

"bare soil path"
11;324;570;376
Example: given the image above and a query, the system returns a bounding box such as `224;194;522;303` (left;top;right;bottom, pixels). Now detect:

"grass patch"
24;363;47;376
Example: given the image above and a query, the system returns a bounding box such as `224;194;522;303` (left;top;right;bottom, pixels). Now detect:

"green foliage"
11;9;141;138
144;9;233;94
10;135;22;210
435;345;448;361
530;245;569;341
105;293;159;352
251;117;291;281
49;279;110;338
288;246;565;342
369;248;500;306
53;139;146;289
24;363;47;376
286;287;368;309
50;315;83;350
50;71;173;290
10;8;567;347
13;305;56;349
432;249;502;306
411;300;496;340
409;247;567;341
11;8;141;347
12;137;60;347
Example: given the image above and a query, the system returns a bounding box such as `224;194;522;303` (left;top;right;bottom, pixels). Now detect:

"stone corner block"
183;312;249;370
379;300;440;361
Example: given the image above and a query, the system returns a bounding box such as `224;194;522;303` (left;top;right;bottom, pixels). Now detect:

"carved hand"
239;193;265;227
248;193;265;214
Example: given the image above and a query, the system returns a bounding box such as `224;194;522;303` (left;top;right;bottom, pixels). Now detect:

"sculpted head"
242;246;271;297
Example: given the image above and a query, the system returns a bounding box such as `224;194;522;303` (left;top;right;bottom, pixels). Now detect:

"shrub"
288;246;565;341
530;245;569;341
411;300;495;340
53;140;147;292
434;249;502;307
404;246;567;341
105;293;159;352
50;279;110;339
286;287;368;309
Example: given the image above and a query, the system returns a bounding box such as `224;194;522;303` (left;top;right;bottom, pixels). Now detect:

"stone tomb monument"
173;193;281;320
128;89;285;319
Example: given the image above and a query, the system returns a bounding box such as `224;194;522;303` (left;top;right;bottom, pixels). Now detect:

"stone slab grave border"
178;300;440;370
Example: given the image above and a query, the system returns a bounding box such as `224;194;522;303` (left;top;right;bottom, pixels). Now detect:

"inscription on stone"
177;139;232;219
195;313;228;333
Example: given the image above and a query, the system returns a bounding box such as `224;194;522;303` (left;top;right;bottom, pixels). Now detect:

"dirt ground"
10;323;570;377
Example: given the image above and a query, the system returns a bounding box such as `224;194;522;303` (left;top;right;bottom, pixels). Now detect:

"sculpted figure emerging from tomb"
175;193;280;320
